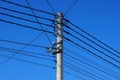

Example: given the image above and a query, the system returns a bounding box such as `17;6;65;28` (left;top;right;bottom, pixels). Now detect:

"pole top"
57;12;63;17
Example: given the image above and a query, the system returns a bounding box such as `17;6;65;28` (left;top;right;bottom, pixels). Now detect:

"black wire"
54;60;86;80
46;0;56;14
64;18;120;55
64;52;119;79
64;71;86;80
64;37;120;69
64;25;120;58
0;47;54;61
0;39;48;48
64;54;110;80
0;19;54;34
0;12;54;28
64;47;120;78
64;61;101;80
1;0;55;16
25;0;53;45
54;58;86;80
64;30;120;64
0;0;54;66
0;27;53;65
0;6;53;21
1;20;53;65
64;0;79;16
0;46;54;57
0;0;55;65
0;54;55;69
0;38;50;65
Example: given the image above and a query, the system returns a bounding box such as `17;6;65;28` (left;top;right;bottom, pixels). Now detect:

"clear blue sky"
0;0;120;80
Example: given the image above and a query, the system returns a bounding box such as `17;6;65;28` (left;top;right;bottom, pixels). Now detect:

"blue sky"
0;0;120;80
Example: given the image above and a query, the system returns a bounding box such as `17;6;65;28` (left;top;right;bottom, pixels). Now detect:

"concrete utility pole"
56;12;63;80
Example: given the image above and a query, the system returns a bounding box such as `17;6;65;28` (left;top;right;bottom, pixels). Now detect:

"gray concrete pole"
56;12;63;80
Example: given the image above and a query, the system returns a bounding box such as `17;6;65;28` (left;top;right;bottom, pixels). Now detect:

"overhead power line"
64;71;86;80
64;54;110;80
0;46;54;58
64;52;119;79
54;58;86;80
64;60;106;80
1;0;119;79
64;30;120;64
64;37;120;69
64;61;100;80
0;39;48;49
0;16;53;65
0;0;54;66
0;39;52;65
64;18;120;55
0;54;55;69
25;0;53;46
0;47;86;80
0;6;53;21
0;12;54;27
64;25;120;58
1;0;55;15
64;0;79;16
54;60;86;80
0;0;55;66
46;0;56;14
64;47;120;78
0;19;54;34
0;47;54;61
